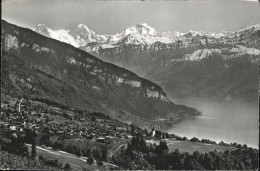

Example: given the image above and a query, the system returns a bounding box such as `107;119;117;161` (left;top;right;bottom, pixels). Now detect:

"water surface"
166;98;259;148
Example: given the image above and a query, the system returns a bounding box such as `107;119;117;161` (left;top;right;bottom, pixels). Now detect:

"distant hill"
1;20;201;126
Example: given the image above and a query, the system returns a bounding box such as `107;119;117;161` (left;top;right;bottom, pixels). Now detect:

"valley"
1;1;259;169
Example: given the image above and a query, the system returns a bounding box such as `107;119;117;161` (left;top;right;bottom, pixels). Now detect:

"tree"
202;153;213;170
155;141;168;156
237;144;242;148
219;141;228;146
101;148;108;161
167;148;182;169
63;163;72;170
92;148;101;160
76;149;83;157
125;151;152;170
25;129;37;157
87;156;94;165
242;144;247;149
182;137;188;141
183;153;193;170
144;129;148;136
31;131;37;157
96;159;103;166
165;132;169;139
71;145;78;155
52;142;63;150
190;137;200;142
193;151;200;161
41;129;50;146
85;148;91;157
127;133;147;153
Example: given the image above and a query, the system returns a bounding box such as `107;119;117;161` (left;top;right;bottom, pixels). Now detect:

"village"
1;94;129;142
0;93;175;148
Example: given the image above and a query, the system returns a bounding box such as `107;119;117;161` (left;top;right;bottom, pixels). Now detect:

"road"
109;143;127;157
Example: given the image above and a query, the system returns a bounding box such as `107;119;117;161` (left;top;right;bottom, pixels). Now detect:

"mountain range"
34;22;260;102
34;22;176;51
34;22;260;51
1;20;202;127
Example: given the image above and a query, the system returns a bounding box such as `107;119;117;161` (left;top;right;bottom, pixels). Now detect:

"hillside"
1;20;202;126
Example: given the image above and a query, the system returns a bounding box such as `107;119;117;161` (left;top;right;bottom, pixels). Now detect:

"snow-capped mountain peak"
34;24;49;36
138;23;154;29
68;24;99;46
161;31;183;38
34;22;260;52
35;24;47;30
123;23;158;36
34;24;80;47
138;23;150;27
184;30;206;37
78;23;89;29
75;24;96;35
237;24;260;33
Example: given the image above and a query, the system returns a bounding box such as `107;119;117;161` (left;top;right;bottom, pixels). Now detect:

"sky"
2;0;260;34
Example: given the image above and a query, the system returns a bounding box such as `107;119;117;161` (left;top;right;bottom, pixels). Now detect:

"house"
9;125;16;131
118;132;128;139
96;137;105;143
147;125;156;138
85;134;94;139
80;118;85;122
19;127;24;132
56;130;64;135
127;135;133;139
30;111;37;115
116;127;127;131
97;137;111;143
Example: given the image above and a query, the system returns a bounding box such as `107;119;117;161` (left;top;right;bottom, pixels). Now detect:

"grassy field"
26;144;116;170
146;139;237;153
50;136;130;156
24;138;239;170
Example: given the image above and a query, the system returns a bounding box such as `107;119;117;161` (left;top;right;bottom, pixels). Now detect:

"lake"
166;98;259;148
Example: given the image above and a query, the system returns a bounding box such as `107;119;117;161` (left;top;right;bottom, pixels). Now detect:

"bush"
44;159;62;168
0;151;59;170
